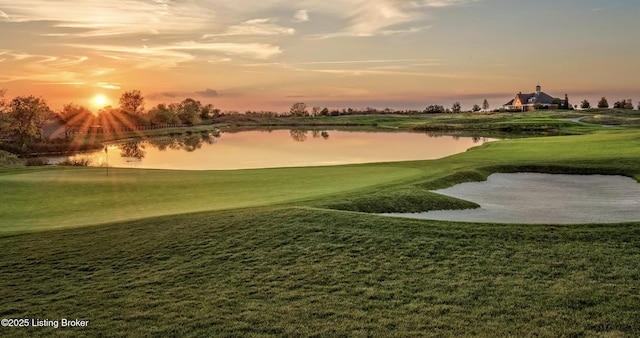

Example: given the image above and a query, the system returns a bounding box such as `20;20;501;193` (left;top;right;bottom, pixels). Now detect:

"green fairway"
2;126;640;336
0;165;422;233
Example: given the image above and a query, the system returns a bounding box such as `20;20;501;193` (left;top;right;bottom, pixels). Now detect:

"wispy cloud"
67;41;282;69
196;89;220;98
244;58;461;78
0;50;94;83
202;18;295;38
148;88;222;101
97;82;121;90
301;0;480;38
0;0;215;36
293;10;309;22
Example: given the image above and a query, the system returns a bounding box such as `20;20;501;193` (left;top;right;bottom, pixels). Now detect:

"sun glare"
94;94;107;107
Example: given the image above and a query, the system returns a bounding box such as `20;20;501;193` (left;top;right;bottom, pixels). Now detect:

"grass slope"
1;208;639;336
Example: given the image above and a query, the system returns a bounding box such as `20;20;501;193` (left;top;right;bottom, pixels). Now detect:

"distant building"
503;85;568;111
41;114;67;140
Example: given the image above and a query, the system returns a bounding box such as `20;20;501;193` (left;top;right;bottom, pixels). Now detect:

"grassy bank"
2;126;640;336
2;208;639;337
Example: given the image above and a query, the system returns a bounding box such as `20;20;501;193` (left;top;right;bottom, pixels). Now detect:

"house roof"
504;87;558;107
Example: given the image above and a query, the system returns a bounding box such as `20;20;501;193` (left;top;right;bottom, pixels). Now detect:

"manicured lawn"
1;124;640;336
1;208;639;336
0;164;422;233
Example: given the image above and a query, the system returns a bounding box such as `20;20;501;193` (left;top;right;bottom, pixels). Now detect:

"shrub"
0;150;24;167
25;157;49;166
58;157;92;166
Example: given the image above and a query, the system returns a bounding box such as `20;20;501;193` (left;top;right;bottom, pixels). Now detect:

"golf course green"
1;115;640;336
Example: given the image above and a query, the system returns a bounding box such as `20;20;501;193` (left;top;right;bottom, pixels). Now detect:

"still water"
51;130;492;170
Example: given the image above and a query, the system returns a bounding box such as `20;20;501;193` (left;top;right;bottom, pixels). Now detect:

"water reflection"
288;129;331;142
118;132;220;161
56;129;494;170
119;142;146;160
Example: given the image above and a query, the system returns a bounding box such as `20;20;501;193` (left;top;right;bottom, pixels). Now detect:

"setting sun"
94;94;107;107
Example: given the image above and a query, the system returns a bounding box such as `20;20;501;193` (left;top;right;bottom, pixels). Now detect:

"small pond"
384;173;640;224
48;130;492;170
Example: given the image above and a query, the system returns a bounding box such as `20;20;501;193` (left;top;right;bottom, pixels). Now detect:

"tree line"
580;97;638;110
2;88;639;149
0;89;220;144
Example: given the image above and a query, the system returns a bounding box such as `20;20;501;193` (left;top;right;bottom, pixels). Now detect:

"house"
503;85;568;111
41;114;67;140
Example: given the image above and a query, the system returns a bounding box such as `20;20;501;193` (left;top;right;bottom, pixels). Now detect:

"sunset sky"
1;0;639;112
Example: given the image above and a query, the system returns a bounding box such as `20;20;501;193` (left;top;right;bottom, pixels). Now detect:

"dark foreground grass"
1;207;639;337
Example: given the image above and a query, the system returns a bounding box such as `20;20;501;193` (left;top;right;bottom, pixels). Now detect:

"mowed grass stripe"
0;165;422;233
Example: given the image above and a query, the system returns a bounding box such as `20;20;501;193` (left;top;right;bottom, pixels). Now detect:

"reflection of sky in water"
56;130;493;170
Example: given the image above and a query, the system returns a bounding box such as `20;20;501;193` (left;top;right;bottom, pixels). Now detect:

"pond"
49;129;492;170
384;173;640;224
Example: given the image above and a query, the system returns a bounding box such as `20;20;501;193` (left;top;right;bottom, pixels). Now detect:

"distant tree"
200;103;219;120
0;112;14;139
148;103;180;125
612;99;632;109
552;98;562;106
472;104;481;112
638;101;640;110
0;89;14;138
451;102;461;113
597;97;609;109
290;102;308;117
613;100;623;109
311;106;322;116
0;88;6;112
424;105;445;114
320;107;330;116
119;90;145;115
176;98;203;125
8;95;52;143
580;99;591;109
482;99;489;111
